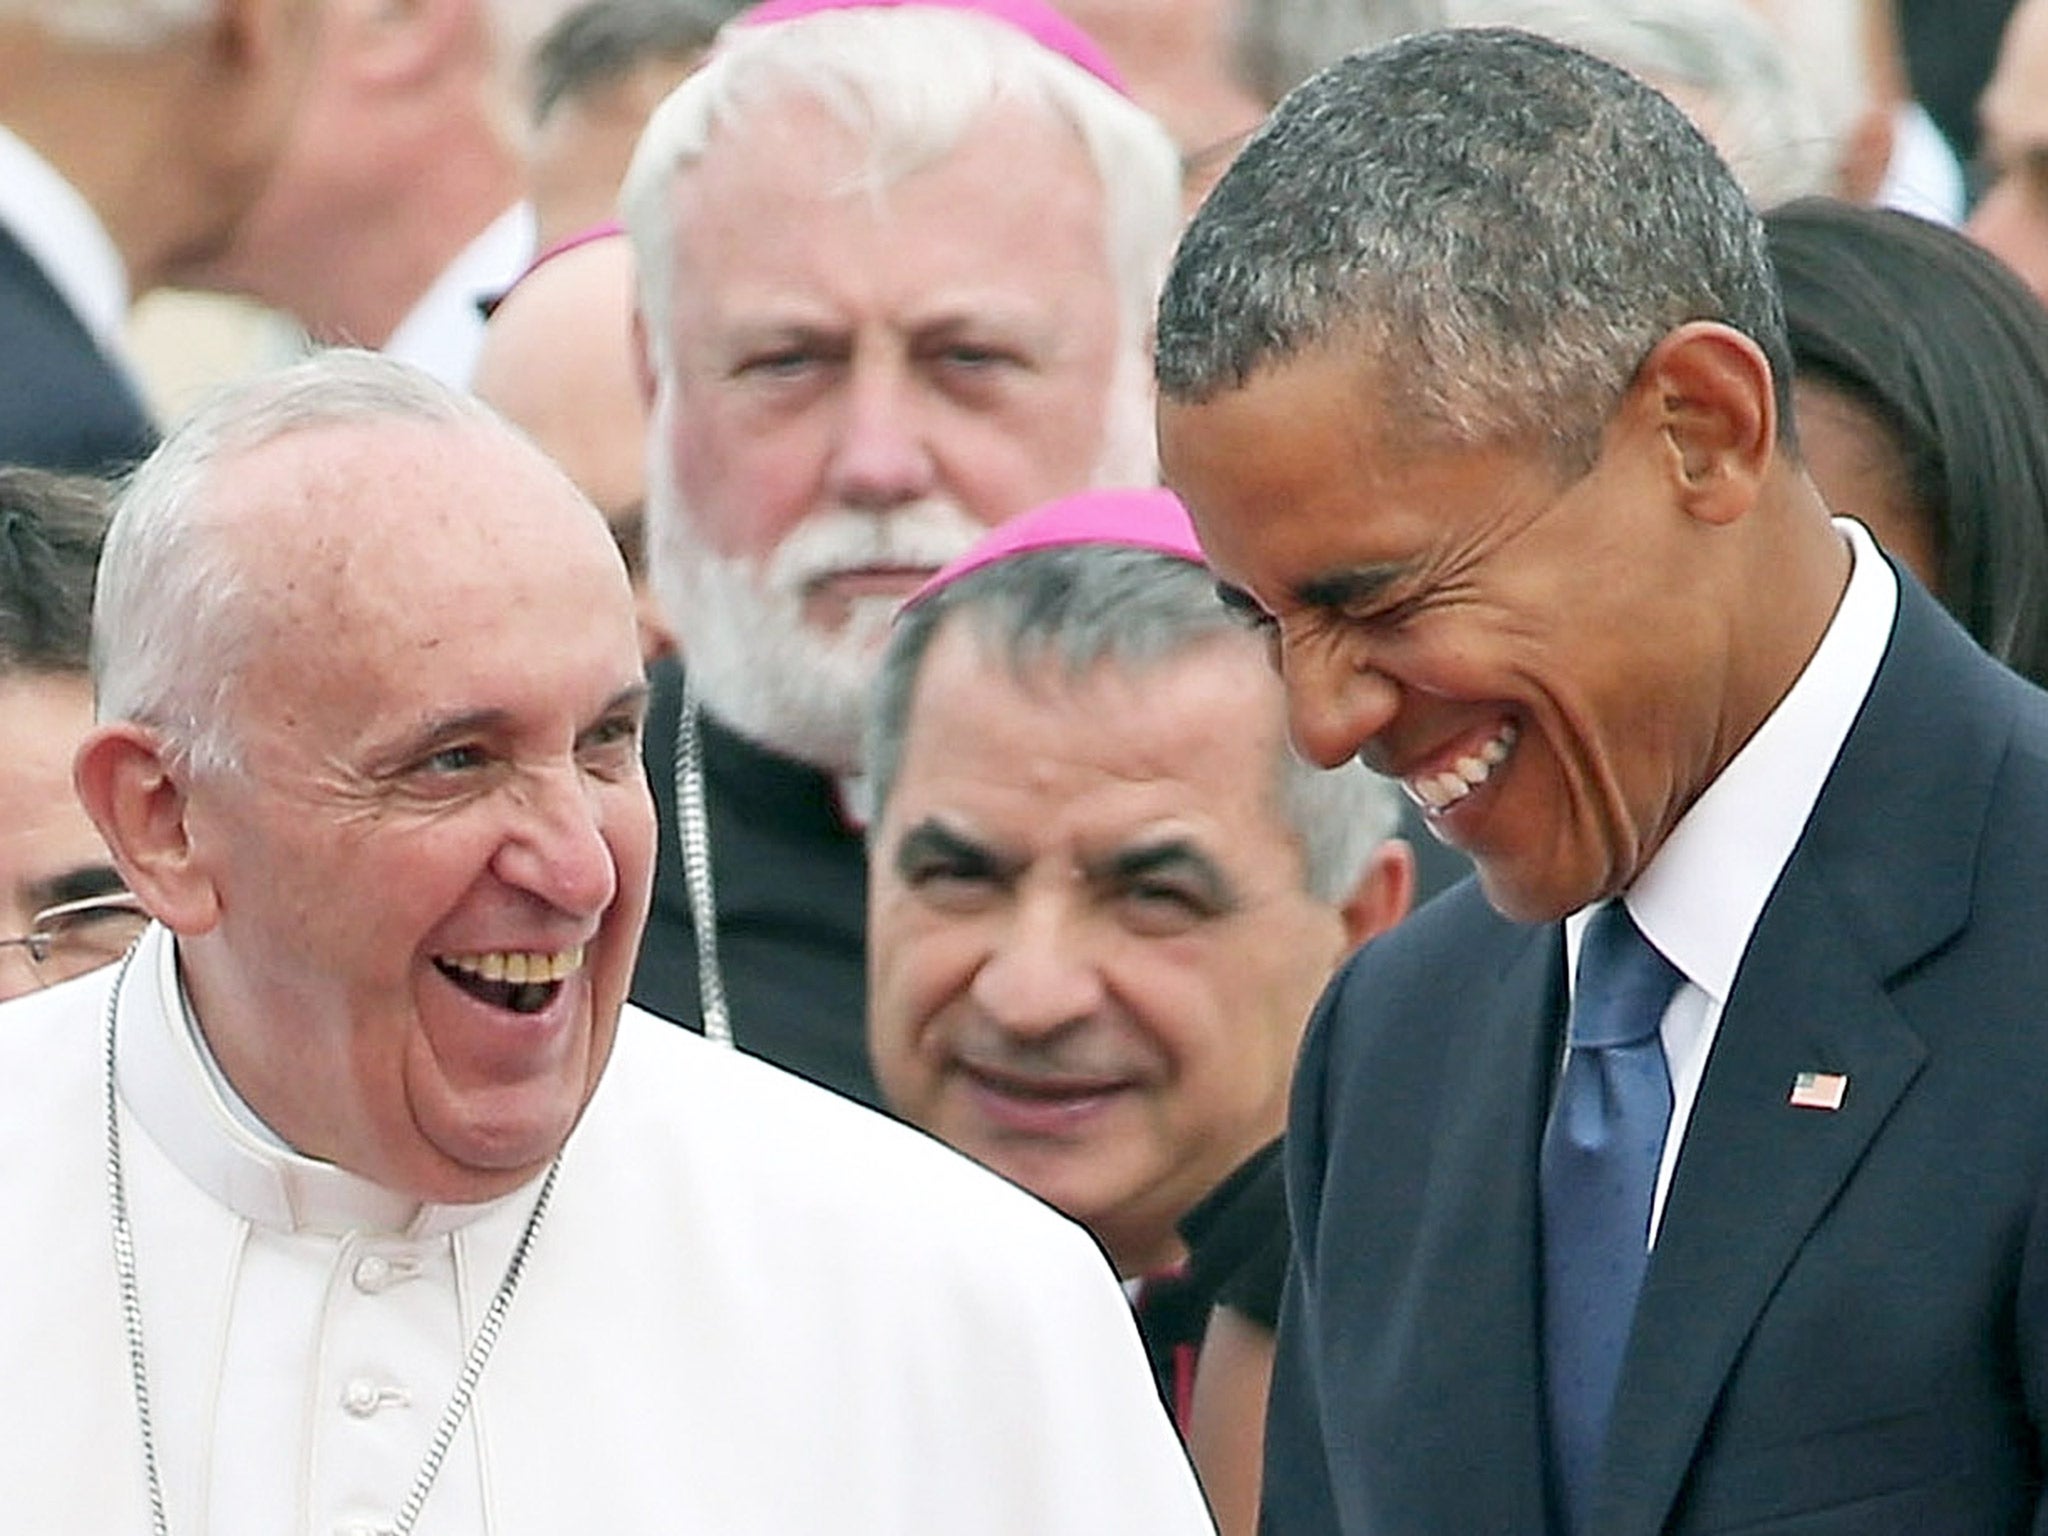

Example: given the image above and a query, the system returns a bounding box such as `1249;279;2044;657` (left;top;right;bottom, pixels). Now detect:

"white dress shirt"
383;203;534;390
1564;518;1898;1245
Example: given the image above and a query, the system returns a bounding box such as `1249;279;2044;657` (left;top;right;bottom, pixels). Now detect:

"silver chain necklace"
103;946;562;1536
673;675;735;1047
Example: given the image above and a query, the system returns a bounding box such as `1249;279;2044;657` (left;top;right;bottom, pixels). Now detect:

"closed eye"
1095;841;1235;935
741;349;821;378
1116;881;1216;934
893;821;1016;907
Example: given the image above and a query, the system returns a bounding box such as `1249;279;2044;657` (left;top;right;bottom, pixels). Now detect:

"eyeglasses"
0;891;150;989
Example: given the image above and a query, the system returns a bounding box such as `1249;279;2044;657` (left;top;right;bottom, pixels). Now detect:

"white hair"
94;350;516;774
1742;0;1874;189
0;0;213;47
619;6;1183;375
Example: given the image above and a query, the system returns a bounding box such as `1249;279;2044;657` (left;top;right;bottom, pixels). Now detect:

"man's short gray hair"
0;0;212;47
1450;0;1832;208
619;7;1183;374
867;546;1402;905
1156;26;1793;469
94;349;515;775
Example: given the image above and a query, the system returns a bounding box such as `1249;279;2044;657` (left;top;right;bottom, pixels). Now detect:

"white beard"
642;335;1158;775
648;459;987;774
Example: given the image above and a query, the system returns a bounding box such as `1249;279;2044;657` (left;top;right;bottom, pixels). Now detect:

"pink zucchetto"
733;0;1127;96
905;487;1206;613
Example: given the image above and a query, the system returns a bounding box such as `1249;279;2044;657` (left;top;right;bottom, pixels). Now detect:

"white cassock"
0;924;1217;1535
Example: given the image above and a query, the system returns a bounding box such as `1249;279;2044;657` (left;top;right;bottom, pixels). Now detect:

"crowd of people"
6;0;2048;1532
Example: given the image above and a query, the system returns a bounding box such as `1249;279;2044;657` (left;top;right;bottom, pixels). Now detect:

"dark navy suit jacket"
0;223;154;474
1266;575;2048;1535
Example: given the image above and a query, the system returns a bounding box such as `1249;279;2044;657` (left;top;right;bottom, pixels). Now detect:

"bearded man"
619;0;1181;1103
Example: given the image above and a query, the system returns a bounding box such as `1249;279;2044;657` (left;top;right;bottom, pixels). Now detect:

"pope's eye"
422;744;487;774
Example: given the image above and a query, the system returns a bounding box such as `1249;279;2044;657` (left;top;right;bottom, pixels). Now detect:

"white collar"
113;922;530;1239
0;123;131;356
381;201;535;388
1617;517;1897;997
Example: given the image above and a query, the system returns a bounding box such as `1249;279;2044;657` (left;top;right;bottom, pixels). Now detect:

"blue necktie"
1541;901;1681;1535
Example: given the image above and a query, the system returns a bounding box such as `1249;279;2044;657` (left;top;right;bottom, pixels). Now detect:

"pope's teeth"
443;946;586;984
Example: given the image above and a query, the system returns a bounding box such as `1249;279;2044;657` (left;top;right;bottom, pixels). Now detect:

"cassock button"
353;1255;392;1292
341;1378;383;1417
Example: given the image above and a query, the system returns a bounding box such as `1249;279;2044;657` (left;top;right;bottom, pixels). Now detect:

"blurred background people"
178;0;584;387
522;0;735;252
865;487;1413;1535
618;0;1182;1103
1050;0;1269;214
1227;0;1961;217
475;0;741;665
476;234;676;662
1968;0;2048;302
0;466;141;1000
1900;0;2018;175
1461;0;1833;206
0;0;317;471
1768;196;2048;687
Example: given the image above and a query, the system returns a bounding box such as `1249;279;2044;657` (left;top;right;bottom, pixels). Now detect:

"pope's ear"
72;725;221;935
1631;320;1777;529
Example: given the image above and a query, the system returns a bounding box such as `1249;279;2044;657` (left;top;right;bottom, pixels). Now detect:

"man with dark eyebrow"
864;487;1413;1535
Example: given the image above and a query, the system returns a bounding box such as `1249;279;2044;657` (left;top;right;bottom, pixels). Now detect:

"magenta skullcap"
734;0;1127;96
905;487;1205;613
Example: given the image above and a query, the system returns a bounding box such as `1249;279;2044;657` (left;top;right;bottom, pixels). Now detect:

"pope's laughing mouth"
434;946;586;1015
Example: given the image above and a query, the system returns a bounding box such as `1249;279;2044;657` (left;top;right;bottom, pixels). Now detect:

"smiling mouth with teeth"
1405;721;1520;813
435;946;586;1015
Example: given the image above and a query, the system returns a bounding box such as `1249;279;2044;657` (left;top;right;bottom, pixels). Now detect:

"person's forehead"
0;672;93;792
1162;347;1561;596
899;621;1287;828
674;86;1104;255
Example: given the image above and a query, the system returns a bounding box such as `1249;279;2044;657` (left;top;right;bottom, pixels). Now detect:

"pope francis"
0;349;1216;1536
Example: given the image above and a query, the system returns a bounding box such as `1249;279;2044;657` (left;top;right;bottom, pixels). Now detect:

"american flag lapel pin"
1789;1071;1849;1111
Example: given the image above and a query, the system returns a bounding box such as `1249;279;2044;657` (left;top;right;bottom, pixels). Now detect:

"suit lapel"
1594;881;1926;1535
